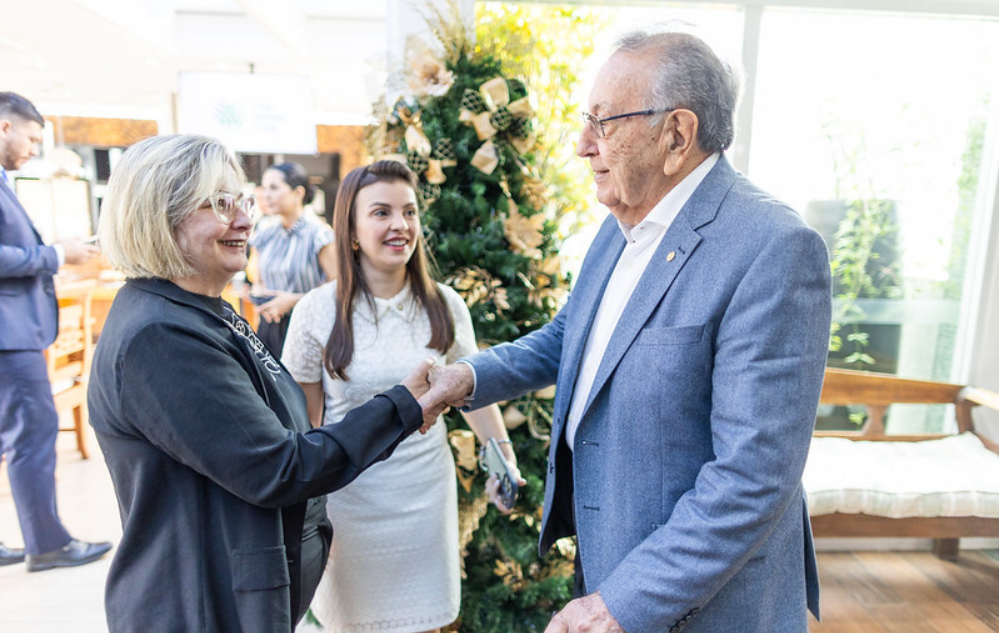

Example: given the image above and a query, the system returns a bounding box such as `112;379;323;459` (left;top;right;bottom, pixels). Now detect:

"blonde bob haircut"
99;134;245;280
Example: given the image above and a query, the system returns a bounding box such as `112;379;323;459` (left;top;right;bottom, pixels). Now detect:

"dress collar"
354;283;420;324
278;215;308;235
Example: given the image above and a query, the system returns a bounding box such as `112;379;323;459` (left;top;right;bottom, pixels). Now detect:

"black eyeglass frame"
581;108;675;138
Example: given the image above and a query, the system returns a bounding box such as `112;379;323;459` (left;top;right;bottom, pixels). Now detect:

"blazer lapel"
552;218;626;426
580;157;739;418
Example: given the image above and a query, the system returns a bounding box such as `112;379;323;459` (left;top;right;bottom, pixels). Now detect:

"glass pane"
748;9;999;432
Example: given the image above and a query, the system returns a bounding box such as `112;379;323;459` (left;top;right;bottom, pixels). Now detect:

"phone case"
484;437;519;507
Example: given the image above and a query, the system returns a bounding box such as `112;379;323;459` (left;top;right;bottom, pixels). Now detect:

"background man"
0;91;111;572
427;28;831;633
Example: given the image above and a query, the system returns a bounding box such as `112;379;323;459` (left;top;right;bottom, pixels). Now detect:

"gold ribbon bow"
471;140;499;175
448;429;479;493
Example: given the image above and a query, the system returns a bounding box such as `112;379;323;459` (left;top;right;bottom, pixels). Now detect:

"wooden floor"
810;550;999;632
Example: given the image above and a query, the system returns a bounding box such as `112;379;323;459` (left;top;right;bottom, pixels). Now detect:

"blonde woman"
89;136;444;633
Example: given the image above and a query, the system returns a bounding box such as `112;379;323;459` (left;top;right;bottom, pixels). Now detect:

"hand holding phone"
248;292;277;306
483;438;519;509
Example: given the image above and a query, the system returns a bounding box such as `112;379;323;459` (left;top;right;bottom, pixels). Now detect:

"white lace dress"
282;281;476;633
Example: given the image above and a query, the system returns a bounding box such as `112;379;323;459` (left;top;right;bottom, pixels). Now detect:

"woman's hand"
257;292;299;323
484;443;526;514
401;357;433;399
485;470;526;514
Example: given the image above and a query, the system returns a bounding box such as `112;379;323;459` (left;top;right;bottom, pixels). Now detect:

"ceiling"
1;0;398;126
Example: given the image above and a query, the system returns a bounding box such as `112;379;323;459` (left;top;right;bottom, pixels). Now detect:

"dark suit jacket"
88;278;423;633
0;177;59;351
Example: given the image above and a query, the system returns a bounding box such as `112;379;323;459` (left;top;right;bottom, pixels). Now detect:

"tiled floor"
0;422;326;633
0;424;119;633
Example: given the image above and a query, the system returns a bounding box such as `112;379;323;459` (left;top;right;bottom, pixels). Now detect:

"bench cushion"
804;432;999;519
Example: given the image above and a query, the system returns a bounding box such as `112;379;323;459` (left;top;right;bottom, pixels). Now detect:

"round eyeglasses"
202;193;259;224
580;108;675;138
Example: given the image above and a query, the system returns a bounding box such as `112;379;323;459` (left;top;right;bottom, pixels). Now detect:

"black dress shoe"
0;542;26;566
26;539;113;572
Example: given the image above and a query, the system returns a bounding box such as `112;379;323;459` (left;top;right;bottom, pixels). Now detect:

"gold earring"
351;239;360;251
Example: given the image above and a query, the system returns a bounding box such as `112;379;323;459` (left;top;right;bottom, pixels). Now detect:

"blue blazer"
0;178;60;351
468;157;830;633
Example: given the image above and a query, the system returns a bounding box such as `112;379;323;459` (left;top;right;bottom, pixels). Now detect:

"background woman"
282;160;518;633
248;161;336;357
89;136;443;633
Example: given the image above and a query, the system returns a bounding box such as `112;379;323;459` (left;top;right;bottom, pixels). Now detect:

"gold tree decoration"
367;2;597;630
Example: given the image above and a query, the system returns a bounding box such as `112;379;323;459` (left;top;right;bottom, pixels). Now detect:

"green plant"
820;112;904;375
828;196;902;373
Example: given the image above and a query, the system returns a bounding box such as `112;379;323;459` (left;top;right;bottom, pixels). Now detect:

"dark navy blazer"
0;176;60;351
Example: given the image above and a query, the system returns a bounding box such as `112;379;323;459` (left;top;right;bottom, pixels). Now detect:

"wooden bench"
804;367;999;558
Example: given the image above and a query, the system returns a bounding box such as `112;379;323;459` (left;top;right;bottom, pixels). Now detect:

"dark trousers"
257;314;291;360
573;545;587;598
0;350;72;554
296;518;332;623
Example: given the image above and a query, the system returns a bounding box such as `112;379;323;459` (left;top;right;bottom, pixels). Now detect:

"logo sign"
177;72;318;154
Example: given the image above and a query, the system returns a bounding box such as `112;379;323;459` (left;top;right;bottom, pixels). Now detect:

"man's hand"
545;592;624;633
408;362;474;431
400;358;448;434
426;362;475;409
59;239;100;265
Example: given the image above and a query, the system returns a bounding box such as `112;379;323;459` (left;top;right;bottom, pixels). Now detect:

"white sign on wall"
177;72;318;155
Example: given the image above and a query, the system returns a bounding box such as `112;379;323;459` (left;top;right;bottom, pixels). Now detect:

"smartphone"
248;293;276;306
483;438;519;508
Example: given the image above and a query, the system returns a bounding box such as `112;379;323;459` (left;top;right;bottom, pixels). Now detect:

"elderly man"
427;28;831;633
0;91;110;571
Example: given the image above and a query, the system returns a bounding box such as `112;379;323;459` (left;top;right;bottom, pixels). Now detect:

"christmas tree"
367;3;597;630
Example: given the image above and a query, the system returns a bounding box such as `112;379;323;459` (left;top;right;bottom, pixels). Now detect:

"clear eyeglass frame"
205;193;259;224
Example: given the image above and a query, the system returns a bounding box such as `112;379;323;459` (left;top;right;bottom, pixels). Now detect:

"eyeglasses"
202;193;259;224
580;108;675;138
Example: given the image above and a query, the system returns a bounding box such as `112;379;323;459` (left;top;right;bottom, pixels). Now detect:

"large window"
748;9;999;431
510;1;999;432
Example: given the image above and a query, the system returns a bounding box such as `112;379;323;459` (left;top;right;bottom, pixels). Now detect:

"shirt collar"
618;152;721;243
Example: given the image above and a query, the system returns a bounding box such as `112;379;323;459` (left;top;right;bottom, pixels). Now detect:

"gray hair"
99;135;245;280
615;28;740;153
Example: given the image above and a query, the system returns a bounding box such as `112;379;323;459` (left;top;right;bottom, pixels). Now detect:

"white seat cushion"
804;432;999;519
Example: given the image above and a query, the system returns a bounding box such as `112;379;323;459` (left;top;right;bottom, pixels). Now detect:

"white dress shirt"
564;153;719;449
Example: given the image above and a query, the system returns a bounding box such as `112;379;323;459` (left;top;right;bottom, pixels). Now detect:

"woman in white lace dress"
282;160;517;633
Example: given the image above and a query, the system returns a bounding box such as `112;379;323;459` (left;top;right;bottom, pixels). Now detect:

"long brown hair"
324;160;454;380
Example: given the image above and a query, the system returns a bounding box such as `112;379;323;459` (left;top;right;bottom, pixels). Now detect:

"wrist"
497;439;516;463
479;438;515;462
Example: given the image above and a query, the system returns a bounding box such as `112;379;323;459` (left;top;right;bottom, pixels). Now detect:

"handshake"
400;358;476;434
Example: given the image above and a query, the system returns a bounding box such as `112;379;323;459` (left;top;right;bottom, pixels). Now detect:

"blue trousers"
0;350;72;554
